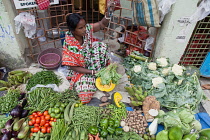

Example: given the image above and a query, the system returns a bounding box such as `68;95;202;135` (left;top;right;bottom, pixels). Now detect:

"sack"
99;0;121;14
132;0;161;27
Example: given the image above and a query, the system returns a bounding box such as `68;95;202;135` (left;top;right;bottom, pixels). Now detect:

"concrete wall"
153;0;198;64
0;0;28;69
0;0;199;69
116;0;199;64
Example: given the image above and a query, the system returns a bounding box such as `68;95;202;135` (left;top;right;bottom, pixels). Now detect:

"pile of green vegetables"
95;63;122;85
156;108;210;140
0;89;21;113
26;70;62;91
123;51;206;111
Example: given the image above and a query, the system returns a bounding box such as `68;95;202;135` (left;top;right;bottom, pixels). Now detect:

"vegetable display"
26;70;62;91
0;53;208;140
123;51;206;111
95;63;122;85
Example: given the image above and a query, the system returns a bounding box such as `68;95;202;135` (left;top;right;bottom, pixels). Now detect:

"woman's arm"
70;66;97;75
92;2;115;32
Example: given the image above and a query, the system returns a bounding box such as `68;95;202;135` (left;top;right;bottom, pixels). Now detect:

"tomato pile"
28;111;56;135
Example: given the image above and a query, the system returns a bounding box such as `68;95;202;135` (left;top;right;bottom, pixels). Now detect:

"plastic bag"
37;29;46;42
189;0;210;23
157;0;177;23
145;36;154;51
29;84;60;93
57;66;70;77
14;12;36;38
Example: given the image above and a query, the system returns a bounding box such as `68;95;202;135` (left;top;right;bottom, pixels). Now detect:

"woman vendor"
62;2;115;104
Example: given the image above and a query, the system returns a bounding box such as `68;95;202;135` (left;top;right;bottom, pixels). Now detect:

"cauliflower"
156;58;168;67
172;64;183;76
162;67;171;76
148;62;157;71
177;79;183;85
133;65;142;72
152;77;164;87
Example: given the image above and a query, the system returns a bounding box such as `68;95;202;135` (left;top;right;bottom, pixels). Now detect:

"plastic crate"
200;52;210;77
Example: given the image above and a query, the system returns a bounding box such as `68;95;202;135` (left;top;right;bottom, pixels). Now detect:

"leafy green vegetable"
123;52;206;111
95;63;122;85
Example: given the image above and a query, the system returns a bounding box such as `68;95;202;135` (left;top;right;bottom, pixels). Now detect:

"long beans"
26;87;62;113
50;119;70;140
71;105;102;130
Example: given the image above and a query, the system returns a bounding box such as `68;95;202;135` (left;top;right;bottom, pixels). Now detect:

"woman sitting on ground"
62;3;115;104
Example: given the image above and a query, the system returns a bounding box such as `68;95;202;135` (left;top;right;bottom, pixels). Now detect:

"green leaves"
95;63;122;85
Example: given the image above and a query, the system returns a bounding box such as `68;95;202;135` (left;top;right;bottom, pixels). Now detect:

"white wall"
154;0;198;64
0;0;27;69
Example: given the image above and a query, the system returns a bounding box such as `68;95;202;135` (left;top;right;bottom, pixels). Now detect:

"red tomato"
37;111;43;116
28;121;33;126
45;115;51;121
29;115;34;119
32;112;38;117
35;117;41;124
40;119;46;126
44;123;50;127
43;111;48;116
30;128;34;133
41;116;45;120
34;124;39;127
53;118;57;122
33;127;40;133
47;127;51;133
41;127;47;133
31;118;36;124
50;118;54;121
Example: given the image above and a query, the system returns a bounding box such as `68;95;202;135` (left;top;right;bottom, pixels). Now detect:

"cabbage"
181;123;192;134
179;109;194;124
190;120;202;130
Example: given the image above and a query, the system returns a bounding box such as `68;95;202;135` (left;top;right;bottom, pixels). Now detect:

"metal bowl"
47;28;61;39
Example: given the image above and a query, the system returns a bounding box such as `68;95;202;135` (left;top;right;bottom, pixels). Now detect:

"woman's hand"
106;1;116;16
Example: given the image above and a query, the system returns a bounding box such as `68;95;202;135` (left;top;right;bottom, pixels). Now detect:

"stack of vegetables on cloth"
61;1;117;104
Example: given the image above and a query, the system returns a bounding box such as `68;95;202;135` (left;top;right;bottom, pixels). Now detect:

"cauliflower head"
152;77;164;87
148;62;157;71
133;65;142;73
156;58;168;67
172;64;183;76
162;67;171;76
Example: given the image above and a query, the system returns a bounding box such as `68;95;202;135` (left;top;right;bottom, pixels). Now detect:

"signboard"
13;0;59;9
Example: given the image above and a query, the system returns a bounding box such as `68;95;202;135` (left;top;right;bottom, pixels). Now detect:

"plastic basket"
37;48;62;69
39;53;61;67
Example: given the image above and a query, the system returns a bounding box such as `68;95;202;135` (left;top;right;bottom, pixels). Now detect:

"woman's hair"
66;13;85;31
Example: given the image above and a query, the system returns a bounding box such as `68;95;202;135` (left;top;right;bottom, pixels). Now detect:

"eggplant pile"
0;93;30;140
0;118;29;140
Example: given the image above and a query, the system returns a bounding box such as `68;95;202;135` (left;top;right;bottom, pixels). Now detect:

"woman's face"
73;19;86;37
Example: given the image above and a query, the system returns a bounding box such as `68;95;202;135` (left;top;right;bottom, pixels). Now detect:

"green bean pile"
26;87;62;113
71;105;102;130
0;89;21;113
59;89;79;103
26;70;62;91
106;103;127;121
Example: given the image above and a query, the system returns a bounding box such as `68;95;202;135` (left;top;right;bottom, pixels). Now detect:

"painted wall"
154;0;198;64
0;0;27;69
116;0;199;64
